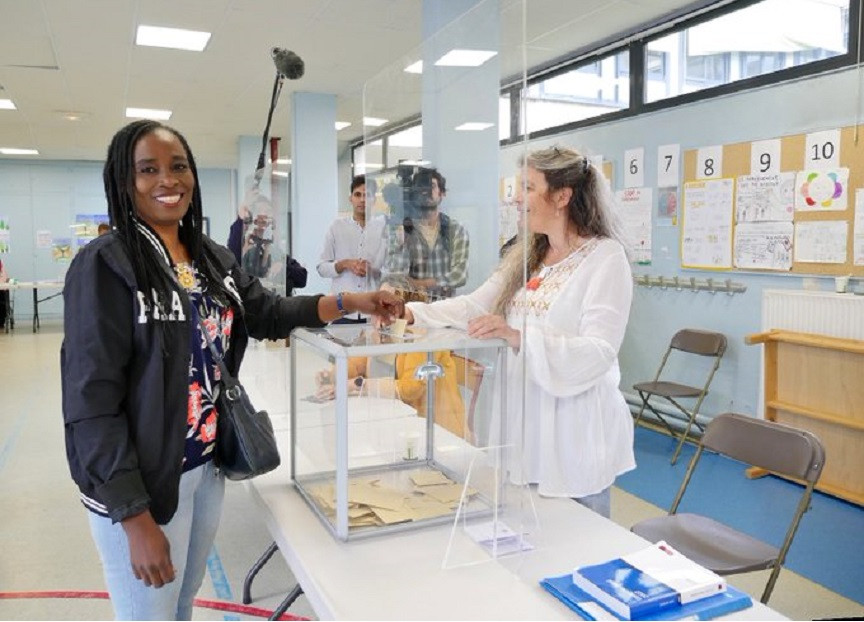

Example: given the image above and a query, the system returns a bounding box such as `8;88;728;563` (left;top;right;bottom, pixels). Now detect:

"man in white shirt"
317;175;387;323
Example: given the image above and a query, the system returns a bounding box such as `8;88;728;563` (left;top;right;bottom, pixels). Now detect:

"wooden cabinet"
745;329;864;505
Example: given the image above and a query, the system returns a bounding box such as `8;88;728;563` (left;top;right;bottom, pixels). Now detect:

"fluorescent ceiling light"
335;121;352;130
363;117;388;127
362;163;384;170
0;99;16;110
435;49;497;67
404;61;423;74
455;122;494;131
0;148;38;155
275;158;291;165
126;107;172;120
272;171;289;177
136;25;211;52
389;125;423;148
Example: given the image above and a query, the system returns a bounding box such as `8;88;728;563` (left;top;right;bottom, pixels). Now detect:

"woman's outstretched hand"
467;314;521;350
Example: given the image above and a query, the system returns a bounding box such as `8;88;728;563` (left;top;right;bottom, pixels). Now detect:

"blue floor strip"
206;547;239;621
617;426;864;605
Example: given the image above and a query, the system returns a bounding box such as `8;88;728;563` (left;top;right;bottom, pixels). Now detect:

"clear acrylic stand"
441;444;540;570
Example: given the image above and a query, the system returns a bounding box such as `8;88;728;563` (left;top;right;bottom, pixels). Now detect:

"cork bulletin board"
682;124;864;276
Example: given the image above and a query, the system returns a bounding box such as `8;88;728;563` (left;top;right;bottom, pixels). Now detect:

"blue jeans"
574;486;611;519
88;461;225;620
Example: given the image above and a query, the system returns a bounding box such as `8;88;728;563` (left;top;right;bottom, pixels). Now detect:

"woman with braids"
60;120;402;620
399;145;634;518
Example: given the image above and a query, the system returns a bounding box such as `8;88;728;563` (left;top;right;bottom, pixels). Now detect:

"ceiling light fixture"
275;158;292;165
0;99;16;110
435;49;497;67
136;25;211;52
455;122;494;131
404;61;423;74
272;171;289;177
125;107;172;120
335;121;351;130
362;117;388;127
0;148;39;155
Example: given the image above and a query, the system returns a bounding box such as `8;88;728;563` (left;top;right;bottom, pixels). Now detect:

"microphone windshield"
271;47;304;80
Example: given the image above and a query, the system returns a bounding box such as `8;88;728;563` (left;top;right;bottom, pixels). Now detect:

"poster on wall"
614;187;653;264
0;216;9;254
853;189;864;266
735;172;795;222
733;222;793;271
656;186;678;226
73;213;110;245
794;221;848;264
36;230;53;249
681;178;734;269
794;168;849;212
52;238;73;262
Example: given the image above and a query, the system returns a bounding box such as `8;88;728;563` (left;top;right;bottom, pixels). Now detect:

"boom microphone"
271;47;304;80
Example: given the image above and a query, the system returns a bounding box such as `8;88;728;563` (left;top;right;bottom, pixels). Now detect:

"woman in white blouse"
402;146;634;518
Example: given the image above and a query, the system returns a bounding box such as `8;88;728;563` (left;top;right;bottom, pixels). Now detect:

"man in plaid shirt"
382;168;469;300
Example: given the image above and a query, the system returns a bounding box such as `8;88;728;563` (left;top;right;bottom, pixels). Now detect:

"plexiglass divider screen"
356;0;537;562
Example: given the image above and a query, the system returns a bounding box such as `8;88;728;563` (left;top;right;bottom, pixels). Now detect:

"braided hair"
103;120;235;312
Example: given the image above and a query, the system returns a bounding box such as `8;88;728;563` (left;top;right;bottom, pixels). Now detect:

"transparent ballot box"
290;325;507;541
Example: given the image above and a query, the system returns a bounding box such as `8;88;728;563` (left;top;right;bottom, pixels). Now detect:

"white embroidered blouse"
407;237;635;497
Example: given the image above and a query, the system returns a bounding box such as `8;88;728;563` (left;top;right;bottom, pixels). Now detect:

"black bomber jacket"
61;227;323;524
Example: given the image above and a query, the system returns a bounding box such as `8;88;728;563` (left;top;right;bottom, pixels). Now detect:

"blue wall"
501;66;863;421
0;159;235;320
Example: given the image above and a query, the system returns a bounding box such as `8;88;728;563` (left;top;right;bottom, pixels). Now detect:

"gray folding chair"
633;328;727;464
631;413;825;604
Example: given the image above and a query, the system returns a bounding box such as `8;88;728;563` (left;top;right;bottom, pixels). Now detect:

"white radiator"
762;289;864;340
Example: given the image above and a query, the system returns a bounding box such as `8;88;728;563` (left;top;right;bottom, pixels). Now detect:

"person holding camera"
381;168;469;300
60;120;403;620
317;174;387;323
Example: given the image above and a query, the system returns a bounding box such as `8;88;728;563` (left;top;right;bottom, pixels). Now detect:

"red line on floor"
0;590;308;620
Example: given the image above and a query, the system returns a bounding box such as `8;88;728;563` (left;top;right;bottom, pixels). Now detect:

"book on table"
570;541;727;619
540;573;752;621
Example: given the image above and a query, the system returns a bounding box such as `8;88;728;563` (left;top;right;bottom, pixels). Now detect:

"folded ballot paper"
569;541;727;620
540;573;752;621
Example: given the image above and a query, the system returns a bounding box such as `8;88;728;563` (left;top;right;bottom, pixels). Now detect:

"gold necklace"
174;262;196;290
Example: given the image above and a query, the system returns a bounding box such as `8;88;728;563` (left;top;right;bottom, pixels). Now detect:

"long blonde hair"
492;146;625;315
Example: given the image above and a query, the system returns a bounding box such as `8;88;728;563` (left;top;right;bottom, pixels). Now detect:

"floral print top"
179;262;234;472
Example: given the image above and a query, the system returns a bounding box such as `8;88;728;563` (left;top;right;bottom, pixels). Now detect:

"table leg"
32;287;39;332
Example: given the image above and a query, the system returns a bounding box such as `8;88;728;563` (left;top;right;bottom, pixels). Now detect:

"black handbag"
198;316;281;481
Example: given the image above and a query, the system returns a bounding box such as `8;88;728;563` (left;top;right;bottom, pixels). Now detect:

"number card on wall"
682;178;734;269
696;145;723;179
805;129;840;170
624;147;644;188
657;144;680;188
750;139;781;175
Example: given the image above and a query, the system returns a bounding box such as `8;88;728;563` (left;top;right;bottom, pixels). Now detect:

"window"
646;0;850;104
522;49;628;134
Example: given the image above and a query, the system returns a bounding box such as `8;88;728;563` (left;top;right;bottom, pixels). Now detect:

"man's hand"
467;314;521;350
336;259;368;276
121;511;175;588
346;291;404;324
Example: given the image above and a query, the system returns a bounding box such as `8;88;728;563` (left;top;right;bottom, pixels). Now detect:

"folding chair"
631;413;825;604
451;353;485;443
633;328;727;464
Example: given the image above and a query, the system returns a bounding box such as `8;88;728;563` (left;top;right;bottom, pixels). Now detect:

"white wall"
0;159;235;320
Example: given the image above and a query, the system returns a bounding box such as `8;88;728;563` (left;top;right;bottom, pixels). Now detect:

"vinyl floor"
1;322;861;620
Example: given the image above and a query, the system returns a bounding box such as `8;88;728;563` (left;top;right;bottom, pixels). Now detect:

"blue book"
540;573;753;621
573;557;680;619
